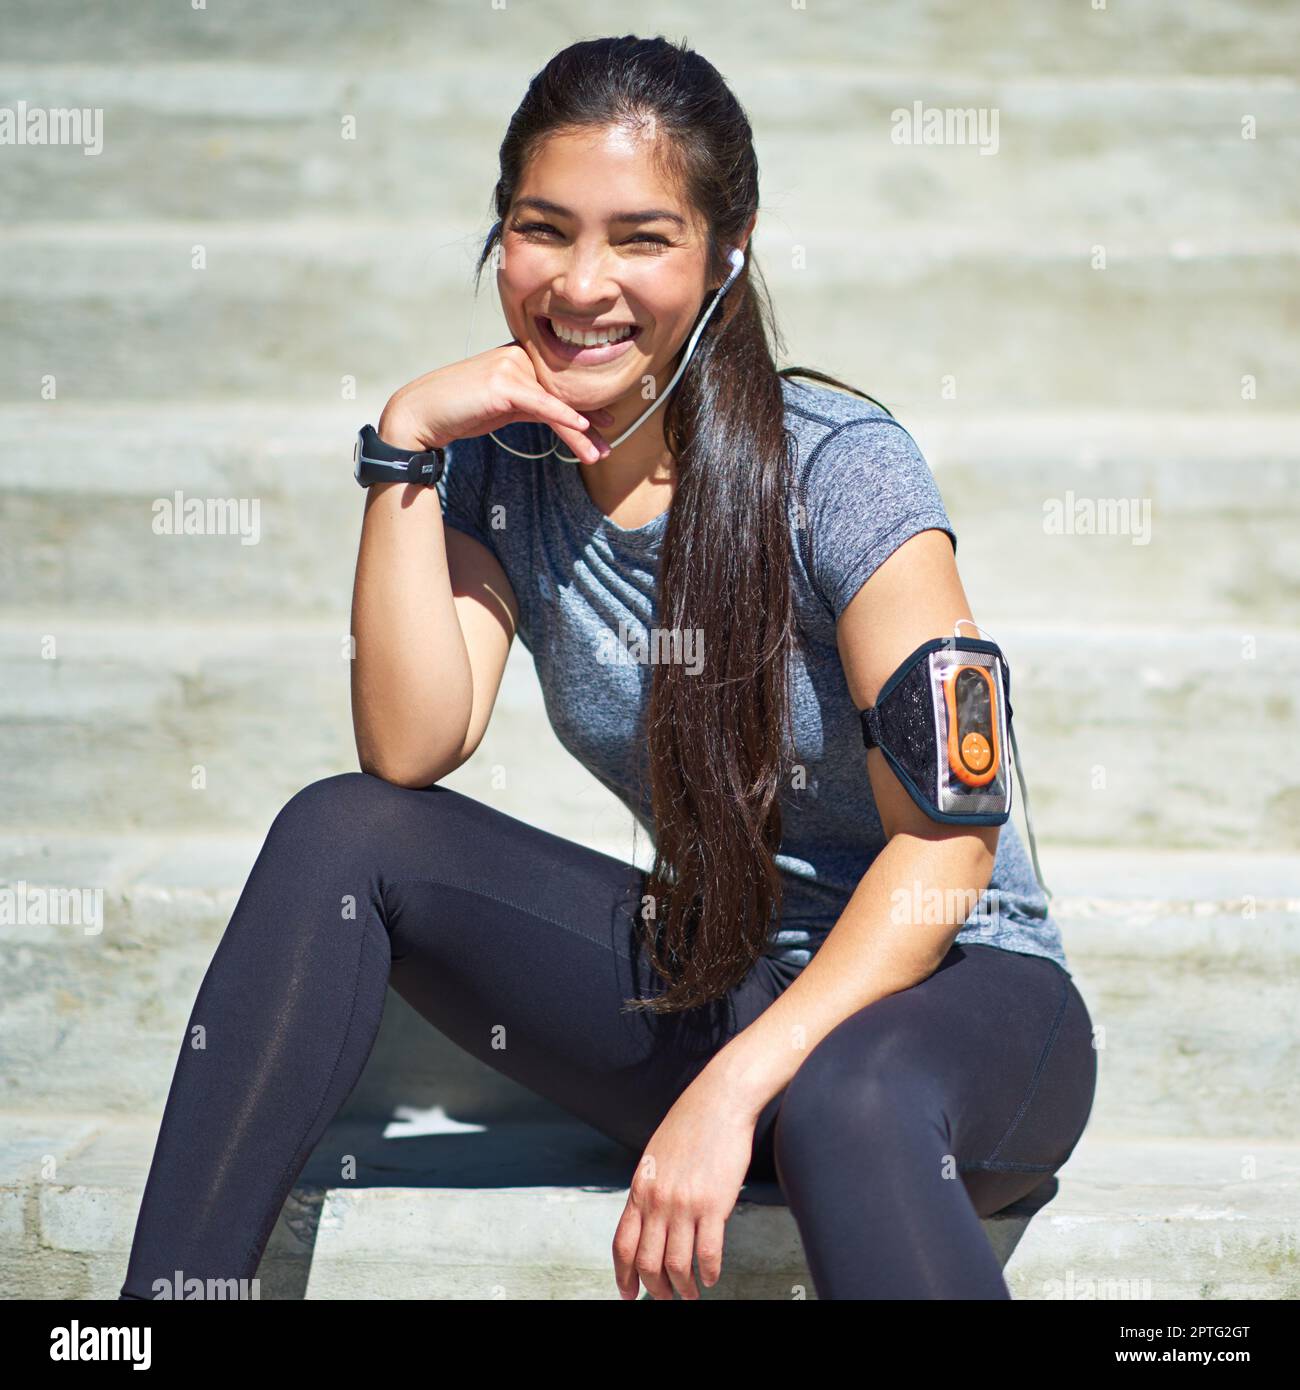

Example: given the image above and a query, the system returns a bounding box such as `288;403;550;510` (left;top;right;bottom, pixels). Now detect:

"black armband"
860;637;1013;826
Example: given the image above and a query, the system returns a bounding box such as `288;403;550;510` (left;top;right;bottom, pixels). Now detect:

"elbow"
353;711;471;791
352;698;473;793
356;745;461;790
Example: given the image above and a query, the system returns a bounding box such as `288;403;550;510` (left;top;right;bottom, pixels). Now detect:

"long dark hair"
474;35;891;1013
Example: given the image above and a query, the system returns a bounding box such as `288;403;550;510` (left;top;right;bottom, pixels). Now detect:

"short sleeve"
800;416;958;623
434;432;495;551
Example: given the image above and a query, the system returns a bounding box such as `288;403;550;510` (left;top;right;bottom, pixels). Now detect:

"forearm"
350;412;474;784
701;831;996;1120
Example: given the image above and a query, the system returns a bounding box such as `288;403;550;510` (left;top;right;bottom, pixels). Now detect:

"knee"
266;771;416;853
265;771;481;874
274;770;376;825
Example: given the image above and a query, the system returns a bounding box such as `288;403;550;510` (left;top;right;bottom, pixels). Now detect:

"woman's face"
496;124;715;417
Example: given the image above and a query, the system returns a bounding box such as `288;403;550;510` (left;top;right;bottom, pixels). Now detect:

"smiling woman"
473;101;802;1013
488;126;756;488
117;32;1097;1306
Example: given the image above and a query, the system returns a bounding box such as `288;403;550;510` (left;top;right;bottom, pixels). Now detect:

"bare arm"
348;346;609;787
349;405;519;788
697;529;1001;1115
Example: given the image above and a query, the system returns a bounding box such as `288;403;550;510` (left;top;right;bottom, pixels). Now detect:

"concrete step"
4;1113;1296;1299
2;223;1297;409
917;410;1300;627
2;406;1296;624
0;620;633;837
3;0;1294;75
3;65;1295;228
299;1127;1300;1301
3;615;1296;845
3;831;1296;1137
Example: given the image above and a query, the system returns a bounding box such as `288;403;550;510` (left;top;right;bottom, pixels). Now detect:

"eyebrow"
511;196;687;229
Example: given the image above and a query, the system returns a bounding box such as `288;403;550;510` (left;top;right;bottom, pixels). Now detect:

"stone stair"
4;835;1296;1298
8;1114;1299;1301
2;0;1298;1299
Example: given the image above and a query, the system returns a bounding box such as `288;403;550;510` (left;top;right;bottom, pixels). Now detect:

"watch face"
353;436;362;482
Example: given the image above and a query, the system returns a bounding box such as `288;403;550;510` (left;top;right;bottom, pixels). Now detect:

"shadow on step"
257;1113;1059;1300
300;1114;640;1191
257;998;1060;1297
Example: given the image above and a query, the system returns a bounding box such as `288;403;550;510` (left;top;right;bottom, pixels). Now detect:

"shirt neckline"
554;434;670;553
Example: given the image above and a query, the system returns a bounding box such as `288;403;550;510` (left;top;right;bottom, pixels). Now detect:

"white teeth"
548;319;635;347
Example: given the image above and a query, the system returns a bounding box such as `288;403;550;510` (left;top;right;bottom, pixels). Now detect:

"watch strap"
354;424;445;487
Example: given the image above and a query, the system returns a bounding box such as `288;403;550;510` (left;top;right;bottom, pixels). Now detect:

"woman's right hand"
376;341;614;464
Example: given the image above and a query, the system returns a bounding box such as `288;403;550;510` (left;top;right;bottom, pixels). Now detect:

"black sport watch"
353;424;446;488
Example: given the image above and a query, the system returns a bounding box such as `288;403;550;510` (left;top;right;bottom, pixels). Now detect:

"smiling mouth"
536;315;643;363
542;316;641;347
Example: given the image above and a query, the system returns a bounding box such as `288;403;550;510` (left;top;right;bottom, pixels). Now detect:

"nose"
551;239;620;311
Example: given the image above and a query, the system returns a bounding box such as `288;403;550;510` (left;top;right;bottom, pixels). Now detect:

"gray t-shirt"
436;375;1070;977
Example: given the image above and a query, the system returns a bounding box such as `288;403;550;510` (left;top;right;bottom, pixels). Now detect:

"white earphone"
479;236;747;463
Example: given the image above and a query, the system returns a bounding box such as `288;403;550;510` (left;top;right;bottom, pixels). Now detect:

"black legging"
118;771;1097;1300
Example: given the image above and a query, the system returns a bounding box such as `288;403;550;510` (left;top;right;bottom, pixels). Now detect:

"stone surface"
3;0;1296;1303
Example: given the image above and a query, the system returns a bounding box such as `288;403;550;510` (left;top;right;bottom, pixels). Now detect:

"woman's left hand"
612;1068;760;1300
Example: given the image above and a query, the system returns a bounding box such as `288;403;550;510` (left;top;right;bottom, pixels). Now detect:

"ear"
716;214;757;287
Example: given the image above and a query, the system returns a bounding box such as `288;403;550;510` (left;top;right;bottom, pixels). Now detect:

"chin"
553;377;623;405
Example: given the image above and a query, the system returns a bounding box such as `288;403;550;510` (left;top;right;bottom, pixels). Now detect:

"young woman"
119;34;1096;1301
